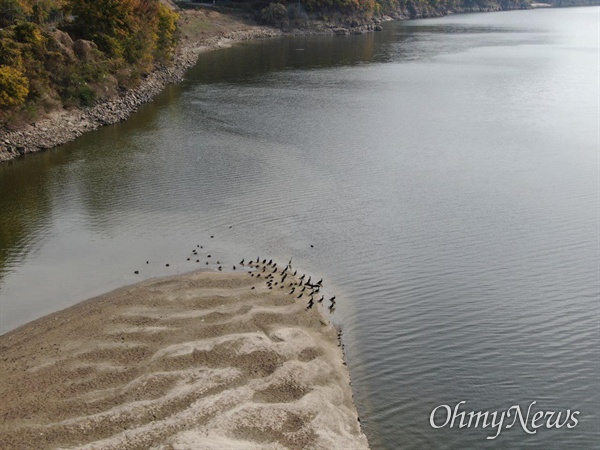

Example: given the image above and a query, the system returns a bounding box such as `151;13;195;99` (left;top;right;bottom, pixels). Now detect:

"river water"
0;7;598;449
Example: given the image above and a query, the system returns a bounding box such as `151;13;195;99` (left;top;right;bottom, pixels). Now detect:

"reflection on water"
0;7;598;449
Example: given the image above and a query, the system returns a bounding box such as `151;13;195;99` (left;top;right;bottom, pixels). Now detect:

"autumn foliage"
0;0;178;123
0;66;29;108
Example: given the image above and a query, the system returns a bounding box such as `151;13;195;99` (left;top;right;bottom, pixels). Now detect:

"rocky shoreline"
0;26;286;163
0;16;395;164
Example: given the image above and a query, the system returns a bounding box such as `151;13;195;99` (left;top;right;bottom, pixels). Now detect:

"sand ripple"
0;270;368;450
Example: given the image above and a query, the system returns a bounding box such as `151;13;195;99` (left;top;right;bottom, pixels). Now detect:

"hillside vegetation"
0;0;178;125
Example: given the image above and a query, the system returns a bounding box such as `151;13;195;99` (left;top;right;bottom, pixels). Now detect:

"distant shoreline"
0;268;369;449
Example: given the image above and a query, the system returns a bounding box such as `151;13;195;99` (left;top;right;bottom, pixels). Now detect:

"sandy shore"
0;268;369;449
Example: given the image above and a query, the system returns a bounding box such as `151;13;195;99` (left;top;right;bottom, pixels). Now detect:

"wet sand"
0;268;369;449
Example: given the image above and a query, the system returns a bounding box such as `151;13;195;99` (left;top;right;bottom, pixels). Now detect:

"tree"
0;66;29;108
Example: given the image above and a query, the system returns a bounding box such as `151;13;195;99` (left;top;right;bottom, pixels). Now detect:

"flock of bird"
133;235;337;313
239;257;337;312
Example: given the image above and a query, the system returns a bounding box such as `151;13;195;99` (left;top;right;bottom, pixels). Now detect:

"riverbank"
0;268;369;449
0;8;387;164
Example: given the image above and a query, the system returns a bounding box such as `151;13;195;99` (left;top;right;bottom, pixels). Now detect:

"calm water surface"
1;7;598;449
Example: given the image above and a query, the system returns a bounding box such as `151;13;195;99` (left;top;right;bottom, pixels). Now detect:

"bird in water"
233;266;236;270
218;266;222;271
329;296;336;302
134;270;139;274
165;263;170;267
240;259;245;265
300;274;305;281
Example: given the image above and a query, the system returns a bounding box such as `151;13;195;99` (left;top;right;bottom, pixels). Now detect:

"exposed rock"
72;39;99;61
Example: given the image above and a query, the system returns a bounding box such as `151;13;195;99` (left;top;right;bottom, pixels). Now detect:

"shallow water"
0;7;598;448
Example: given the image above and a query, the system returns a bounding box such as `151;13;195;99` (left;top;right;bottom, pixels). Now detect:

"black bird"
211;235;214;238
263;267;266;272
268;259;273;265
300;274;305;281
293;270;297;276
311;244;314;248
233;266;236;270
317;278;323;285
251;286;255;290
251;273;254;277
297;293;303;299
206;262;209;265
146;261;149;264
307;302;314;310
281;274;287;282
262;259;267;264
218;266;222;271
134;270;139;274
187;258;191;261
328;303;335;311
196;259;200;263
330;296;336;302
197;245;200;248
256;257;260;263
217;261;220;264
273;268;278;273
166;264;170;267
240;259;245;265
306;276;311;285
207;255;211;258
257;273;261;278
301;286;306;293
318;296;324;303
